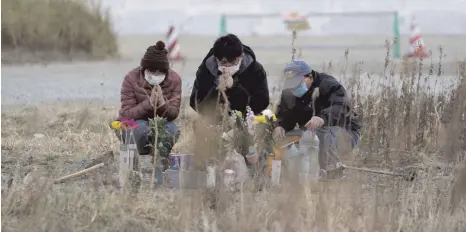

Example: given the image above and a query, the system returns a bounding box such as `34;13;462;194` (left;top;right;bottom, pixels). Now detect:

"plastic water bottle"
299;130;312;174
300;129;320;177
309;132;320;177
284;143;300;173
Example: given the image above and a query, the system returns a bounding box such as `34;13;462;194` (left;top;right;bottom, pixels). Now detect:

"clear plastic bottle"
309;131;320;177
300;129;320;177
284;143;300;173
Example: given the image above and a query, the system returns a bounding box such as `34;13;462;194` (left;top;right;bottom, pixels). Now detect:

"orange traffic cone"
166;25;185;61
404;15;430;59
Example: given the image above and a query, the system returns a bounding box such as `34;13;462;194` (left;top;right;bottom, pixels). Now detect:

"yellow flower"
254;113;277;124
111;121;122;130
254;115;268;124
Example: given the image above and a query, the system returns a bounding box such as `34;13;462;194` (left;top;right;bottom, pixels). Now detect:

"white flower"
246;106;254;115
262;109;274;118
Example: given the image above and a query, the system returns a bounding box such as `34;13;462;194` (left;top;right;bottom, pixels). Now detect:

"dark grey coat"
276;71;361;133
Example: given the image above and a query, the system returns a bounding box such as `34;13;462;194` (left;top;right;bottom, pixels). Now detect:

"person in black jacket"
273;60;361;179
189;34;270;120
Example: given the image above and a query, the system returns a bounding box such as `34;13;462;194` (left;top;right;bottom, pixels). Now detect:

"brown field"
2;1;466;231
2;57;466;231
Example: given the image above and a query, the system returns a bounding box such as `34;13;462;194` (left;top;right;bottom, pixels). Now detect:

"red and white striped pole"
405;15;430;58
166;25;184;61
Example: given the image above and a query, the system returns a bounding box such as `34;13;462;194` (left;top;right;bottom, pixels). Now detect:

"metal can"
169;153;180;170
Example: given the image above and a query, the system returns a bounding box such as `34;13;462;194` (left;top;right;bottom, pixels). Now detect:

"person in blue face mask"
273;60;362;179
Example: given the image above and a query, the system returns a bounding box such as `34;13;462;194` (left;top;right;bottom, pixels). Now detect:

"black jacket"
276;71;361;132
189;45;270;115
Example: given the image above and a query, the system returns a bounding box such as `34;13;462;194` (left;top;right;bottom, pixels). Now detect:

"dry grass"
1;0;118;64
2;54;466;231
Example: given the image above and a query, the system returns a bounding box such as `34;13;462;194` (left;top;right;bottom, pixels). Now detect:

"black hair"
141;67;169;77
212;34;244;61
143;67;169;74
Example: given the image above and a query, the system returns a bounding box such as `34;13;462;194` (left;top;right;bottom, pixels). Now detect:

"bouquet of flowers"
253;109;277;124
110;118;138;130
110;118;141;186
222;109;255;158
110;118;139;143
251;109;278;161
110;118;173;167
222;107;278;163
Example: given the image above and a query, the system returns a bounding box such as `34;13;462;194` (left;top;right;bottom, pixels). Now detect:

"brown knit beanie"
140;41;169;71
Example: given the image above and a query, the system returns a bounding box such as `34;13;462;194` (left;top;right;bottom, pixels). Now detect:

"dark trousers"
115;120;180;156
315;126;360;170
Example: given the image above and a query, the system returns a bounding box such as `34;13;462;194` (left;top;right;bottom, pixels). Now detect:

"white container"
271;160;282;186
119;131;139;188
119;143;138;187
206;165;216;188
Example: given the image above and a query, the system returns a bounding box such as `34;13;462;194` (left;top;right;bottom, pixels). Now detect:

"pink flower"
120;118;138;129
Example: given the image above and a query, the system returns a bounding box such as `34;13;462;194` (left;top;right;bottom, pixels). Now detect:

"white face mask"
144;71;165;85
218;57;242;75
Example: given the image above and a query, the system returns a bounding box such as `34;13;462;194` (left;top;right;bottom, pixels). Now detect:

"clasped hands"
150;84;166;108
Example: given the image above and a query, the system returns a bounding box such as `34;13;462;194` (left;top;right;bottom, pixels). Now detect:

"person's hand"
273;126;286;140
305;116;324;129
150;85;159;106
150;85;165;107
218;72;234;91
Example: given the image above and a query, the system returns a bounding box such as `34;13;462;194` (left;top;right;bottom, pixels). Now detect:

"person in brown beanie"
116;41;182;157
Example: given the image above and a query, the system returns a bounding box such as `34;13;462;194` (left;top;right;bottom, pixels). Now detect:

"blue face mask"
291;82;309;97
